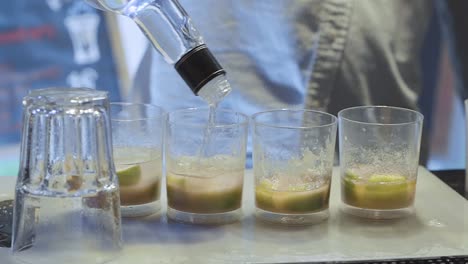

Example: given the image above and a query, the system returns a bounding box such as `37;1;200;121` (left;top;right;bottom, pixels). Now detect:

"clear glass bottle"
86;0;231;106
12;88;122;264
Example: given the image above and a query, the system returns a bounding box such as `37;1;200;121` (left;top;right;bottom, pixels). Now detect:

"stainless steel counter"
0;167;467;263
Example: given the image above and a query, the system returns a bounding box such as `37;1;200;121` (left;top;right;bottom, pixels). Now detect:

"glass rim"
167;107;249;128
110;102;166;122
338;105;424;126
251;109;337;130
25;87;108;106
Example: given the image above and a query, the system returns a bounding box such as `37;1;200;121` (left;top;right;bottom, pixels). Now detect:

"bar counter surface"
0;166;467;263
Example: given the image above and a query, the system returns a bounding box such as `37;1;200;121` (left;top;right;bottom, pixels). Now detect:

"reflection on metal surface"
427;219;447;228
0;199;13;247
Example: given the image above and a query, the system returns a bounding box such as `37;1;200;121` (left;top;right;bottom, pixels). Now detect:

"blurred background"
0;0;466;183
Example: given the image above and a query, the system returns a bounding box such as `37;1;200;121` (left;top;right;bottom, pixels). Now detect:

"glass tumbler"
339;106;423;219
252;109;337;225
165;108;248;224
12;88;122;264
110;103;165;218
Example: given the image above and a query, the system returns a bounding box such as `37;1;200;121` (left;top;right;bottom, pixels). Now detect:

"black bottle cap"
175;45;226;95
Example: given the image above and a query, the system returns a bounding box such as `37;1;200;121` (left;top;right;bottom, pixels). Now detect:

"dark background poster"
0;0;122;144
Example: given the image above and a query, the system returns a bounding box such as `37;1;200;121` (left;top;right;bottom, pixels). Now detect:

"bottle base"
341;203;414;220
167;207;241;225
255;208;329;226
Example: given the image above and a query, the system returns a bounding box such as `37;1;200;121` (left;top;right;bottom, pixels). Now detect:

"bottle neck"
129;1;228;95
175;45;226;95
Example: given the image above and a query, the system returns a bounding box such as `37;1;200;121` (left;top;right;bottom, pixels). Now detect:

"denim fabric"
133;0;433;113
131;0;435;163
133;0;326;112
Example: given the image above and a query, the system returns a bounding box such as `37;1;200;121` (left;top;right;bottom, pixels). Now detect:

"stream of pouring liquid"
195;76;232;166
196;105;217;167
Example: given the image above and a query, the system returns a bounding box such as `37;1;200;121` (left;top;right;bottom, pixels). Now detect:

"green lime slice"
167;183;242;213
343;172;415;209
117;165;141;186
255;184;275;212
275;186;329;213
344;170;360;180
368;174;406;183
258;180;274;189
363;174;411;209
256;180;328;214
288;184;309;192
196;188;242;213
366;174;407;192
343;170;361;190
342;171;361;204
166;175;186;188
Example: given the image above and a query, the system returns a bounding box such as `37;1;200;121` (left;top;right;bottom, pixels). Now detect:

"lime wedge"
166;175;186;188
117;165;141;186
